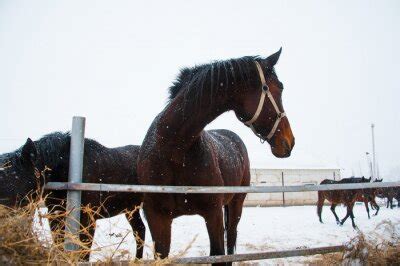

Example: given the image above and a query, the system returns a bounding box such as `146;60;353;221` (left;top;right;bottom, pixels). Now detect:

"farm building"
244;167;341;206
245;148;341;206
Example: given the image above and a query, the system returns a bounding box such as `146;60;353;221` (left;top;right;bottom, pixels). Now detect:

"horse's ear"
264;47;282;69
21;138;38;166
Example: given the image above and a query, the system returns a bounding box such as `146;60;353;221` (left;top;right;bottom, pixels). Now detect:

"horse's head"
234;48;295;158
362;176;372;182
0;138;46;207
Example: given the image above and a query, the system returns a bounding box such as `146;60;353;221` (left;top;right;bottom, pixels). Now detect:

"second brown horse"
317;177;372;228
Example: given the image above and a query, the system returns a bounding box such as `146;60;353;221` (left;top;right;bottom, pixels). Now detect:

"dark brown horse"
317;177;371;228
377;186;398;209
354;191;379;218
353;178;381;219
0;132;145;260
137;49;295;263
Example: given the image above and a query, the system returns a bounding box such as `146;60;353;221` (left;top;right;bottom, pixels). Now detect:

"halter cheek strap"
244;61;286;141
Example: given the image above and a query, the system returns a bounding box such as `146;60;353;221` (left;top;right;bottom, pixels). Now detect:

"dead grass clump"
0;200;58;264
0;196;98;264
0;196;175;265
313;220;400;265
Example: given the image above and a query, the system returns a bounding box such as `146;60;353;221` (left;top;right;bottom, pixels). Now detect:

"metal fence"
44;117;399;263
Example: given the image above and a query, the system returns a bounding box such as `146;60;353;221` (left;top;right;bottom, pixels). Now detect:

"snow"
33;203;399;264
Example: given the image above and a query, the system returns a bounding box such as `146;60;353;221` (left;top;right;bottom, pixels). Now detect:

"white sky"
0;1;399;179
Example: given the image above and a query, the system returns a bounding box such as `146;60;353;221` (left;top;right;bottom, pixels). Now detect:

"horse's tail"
224;204;229;243
317;191;324;223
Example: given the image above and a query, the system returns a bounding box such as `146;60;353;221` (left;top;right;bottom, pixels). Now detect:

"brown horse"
353;178;381;219
0;132;145;260
137;49;295;263
377;185;399;209
354;191;379;218
317;177;371;228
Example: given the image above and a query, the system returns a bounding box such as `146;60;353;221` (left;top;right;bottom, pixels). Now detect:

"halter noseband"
244;61;286;142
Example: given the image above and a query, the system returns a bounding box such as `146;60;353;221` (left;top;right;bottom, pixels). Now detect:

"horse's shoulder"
207;129;244;145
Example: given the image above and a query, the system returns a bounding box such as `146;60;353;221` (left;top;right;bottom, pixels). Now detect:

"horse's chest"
145;193;222;216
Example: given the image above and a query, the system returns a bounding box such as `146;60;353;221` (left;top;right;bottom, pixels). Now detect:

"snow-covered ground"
34;202;400;264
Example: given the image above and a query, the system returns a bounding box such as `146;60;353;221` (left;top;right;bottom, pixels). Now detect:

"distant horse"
377;186;398;209
354;178;381;218
137;48;295;263
395;187;400;207
317;177;371;228
0;132;145;260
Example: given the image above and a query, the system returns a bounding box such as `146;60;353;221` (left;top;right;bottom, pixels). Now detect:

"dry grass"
0;199;67;264
0;193;178;265
2;201;399;265
311;220;400;265
0;196;95;264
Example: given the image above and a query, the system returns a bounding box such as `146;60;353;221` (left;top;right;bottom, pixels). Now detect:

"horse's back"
320;179;337;185
50;139;142;217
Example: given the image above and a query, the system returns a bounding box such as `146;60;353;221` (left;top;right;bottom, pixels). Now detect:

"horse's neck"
156;94;228;156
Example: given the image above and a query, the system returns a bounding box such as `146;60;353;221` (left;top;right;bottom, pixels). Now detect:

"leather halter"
244;61;286;142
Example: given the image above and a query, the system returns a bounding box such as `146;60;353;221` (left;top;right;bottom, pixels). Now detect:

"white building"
245;168;341;206
244;148;341;206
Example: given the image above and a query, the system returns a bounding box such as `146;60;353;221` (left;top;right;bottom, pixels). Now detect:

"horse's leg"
126;209;146;259
349;203;357;229
225;194;246;256
203;207;225;260
330;204;340;224
372;200;380;216
364;199;370;219
144;207;172;259
340;205;351;226
317;192;325;223
390;197;394;209
47;203;66;247
370;202;375;210
48;211;65;247
79;211;96;261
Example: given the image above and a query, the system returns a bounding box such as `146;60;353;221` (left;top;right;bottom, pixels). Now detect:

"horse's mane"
31;132;71;167
168;55;269;111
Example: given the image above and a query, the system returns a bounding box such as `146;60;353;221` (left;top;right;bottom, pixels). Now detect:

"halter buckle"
244;61;286;142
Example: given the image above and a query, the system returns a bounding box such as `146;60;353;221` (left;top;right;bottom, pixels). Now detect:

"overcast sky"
0;1;399;179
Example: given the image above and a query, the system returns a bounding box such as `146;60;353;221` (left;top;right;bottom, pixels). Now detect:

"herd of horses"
0;49;396;264
317;176;399;229
0;49;295;263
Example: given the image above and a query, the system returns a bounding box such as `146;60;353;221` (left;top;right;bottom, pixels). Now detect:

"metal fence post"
64;116;86;251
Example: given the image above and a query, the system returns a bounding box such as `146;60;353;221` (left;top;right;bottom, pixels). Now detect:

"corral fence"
44;117;400;264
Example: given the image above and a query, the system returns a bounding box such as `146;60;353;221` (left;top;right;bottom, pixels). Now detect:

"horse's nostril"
281;140;290;151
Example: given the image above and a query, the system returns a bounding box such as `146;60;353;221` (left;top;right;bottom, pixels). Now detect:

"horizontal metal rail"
45;181;400;194
78;245;345;265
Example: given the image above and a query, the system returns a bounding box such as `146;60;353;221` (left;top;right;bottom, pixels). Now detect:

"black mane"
0;132;71;172
30;132;71;168
168;55;269;110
